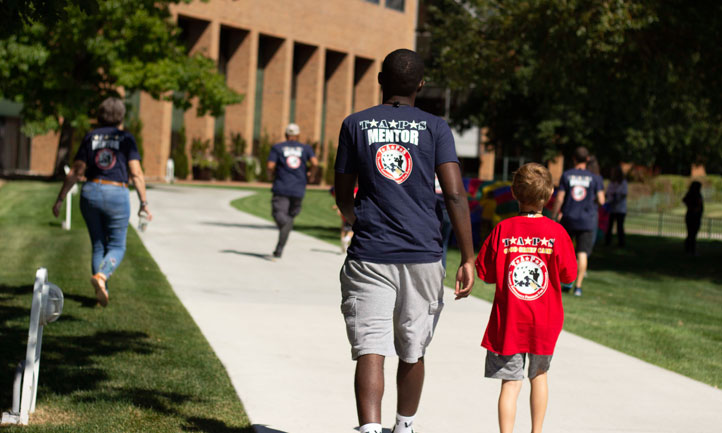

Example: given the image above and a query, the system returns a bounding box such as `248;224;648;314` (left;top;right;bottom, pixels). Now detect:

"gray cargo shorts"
340;259;445;363
485;351;552;380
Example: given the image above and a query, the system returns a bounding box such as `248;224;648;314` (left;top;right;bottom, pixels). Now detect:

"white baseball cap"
285;123;300;136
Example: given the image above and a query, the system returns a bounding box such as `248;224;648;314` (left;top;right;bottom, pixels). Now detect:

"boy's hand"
454;261;475;300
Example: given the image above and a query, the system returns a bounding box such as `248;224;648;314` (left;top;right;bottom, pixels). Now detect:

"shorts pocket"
428;300;444;315
341;296;357;341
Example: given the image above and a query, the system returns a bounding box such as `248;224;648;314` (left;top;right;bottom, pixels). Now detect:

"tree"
426;0;722;173
0;0;242;176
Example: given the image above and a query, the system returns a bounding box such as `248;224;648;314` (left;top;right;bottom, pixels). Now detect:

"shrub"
170;126;189;180
256;133;273;181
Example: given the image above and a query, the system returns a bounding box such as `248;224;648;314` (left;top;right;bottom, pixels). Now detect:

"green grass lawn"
0;181;251;432
233;187;722;388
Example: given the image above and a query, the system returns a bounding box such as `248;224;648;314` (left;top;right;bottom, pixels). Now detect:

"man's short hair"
573;146;590;164
97;97;125;127
512;163;554;208
380;49;424;96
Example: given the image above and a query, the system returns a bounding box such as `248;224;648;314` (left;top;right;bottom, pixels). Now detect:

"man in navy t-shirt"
267;123;318;258
552;146;605;296
335;49;475;433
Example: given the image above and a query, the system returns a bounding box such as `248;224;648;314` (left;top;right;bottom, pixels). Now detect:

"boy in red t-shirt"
476;163;577;433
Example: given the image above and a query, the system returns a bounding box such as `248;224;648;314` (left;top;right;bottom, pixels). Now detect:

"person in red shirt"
476;163;577;433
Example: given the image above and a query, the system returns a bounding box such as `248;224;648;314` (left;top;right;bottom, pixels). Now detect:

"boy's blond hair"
512;163;553;208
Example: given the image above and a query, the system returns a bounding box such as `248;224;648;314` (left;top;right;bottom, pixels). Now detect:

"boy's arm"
437;161;474;300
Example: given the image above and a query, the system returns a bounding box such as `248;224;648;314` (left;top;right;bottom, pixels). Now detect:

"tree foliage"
0;0;242;175
426;0;722;173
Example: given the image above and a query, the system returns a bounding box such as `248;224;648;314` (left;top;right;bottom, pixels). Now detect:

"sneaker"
561;283;573;293
573;287;582;296
90;273;109;307
272;251;282;260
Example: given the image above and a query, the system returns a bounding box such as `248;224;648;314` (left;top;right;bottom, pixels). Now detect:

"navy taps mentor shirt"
558;168;603;231
268;140;316;198
334;104;459;264
74;126;141;183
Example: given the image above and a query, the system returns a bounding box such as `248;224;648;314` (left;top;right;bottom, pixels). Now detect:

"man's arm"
334;172;357;226
129;160;152;220
267;161;276;181
52;160;86;217
552;190;565;221
307;156;319;183
436;162;474;300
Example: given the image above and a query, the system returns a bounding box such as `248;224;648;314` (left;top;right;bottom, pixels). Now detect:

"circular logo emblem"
376;144;412;184
571;185;587;201
507;255;549;301
95;148;117;170
286;155;301;169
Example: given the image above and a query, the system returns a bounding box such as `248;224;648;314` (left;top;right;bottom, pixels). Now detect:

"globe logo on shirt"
286;155;301;169
375;144;412;184
571;185;587;201
507;255;549;301
95;148;117;170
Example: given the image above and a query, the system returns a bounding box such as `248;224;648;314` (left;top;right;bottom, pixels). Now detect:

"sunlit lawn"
0;181;251;432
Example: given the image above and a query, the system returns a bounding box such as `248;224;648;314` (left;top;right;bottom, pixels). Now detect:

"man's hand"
454;261;475;300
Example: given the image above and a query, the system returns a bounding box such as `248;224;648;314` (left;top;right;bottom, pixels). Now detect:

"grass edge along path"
231;186;722;389
0;181;252;432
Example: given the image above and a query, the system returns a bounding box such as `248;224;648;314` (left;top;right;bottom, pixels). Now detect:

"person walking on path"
476;163;577;433
267;123;318;259
683;180;704;255
605;165;628;247
52;97;152;307
334;49;475;433
551;146;604;296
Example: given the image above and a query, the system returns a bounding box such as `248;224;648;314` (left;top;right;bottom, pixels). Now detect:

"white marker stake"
1;268;63;426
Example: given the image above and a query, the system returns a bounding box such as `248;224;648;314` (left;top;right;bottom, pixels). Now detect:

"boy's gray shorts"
340;259;445;363
485;351;552;380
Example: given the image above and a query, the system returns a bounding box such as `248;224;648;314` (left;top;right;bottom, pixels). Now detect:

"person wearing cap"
267;123;319;258
52;97;152;307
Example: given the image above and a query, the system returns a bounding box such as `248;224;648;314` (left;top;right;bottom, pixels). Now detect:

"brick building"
0;0;418;180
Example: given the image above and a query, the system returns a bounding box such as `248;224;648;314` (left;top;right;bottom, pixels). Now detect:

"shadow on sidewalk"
221;250;275;261
202;221;276;230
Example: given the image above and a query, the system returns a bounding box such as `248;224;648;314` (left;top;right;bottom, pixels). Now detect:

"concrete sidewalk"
131;185;722;433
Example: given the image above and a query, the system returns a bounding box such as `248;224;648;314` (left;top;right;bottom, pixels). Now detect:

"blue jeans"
80;182;131;281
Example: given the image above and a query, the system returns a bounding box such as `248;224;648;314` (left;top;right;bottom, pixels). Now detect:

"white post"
166;158;175;184
1;268;63;426
61;165;78;231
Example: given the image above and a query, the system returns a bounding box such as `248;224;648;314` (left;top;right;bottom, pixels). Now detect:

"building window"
364;0;380;4
386;0;404;11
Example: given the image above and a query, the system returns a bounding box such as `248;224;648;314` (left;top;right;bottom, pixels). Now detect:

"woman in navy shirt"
53;97;152;307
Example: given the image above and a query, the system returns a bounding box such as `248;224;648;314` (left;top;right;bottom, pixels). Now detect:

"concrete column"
548;154;564;186
294;44;324;146
478;128;495;181
323;50;353;163
183;18;219;146
353;56;378;113
224;28;257;153
259;36;292;144
138;92;173;180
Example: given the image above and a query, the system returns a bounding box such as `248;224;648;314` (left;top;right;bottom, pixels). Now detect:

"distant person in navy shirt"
335;49;475;433
52;97;152;307
551;146;605;297
267;123;318;259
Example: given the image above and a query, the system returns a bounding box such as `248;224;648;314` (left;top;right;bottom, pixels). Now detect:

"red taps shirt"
476;215;577;356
